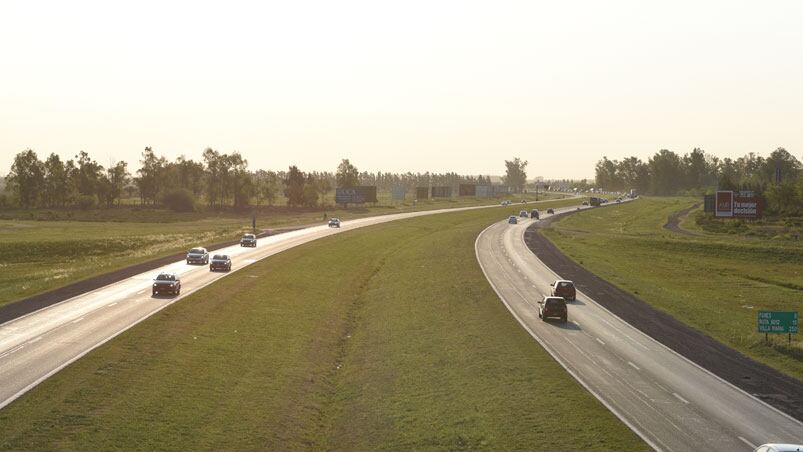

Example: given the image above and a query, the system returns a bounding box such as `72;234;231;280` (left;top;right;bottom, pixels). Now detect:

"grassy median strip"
0;193;567;308
543;197;803;380
0;200;645;450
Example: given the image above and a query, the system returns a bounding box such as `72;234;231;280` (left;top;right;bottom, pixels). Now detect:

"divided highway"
0;203;520;409
475;206;803;451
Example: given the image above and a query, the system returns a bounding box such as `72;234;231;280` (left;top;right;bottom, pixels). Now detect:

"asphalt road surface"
0;201;532;410
475;205;803;451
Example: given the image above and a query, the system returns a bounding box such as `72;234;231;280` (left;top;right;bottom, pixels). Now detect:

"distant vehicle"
501;200;512;206
629;189;637;198
538;296;567;322
240;233;257;247
328;218;341;228
152;272;180;296
590;197;602;207
546;208;554;214
754;444;803;452
550;280;576;301
521;199;526;204
582;201;589;206
616;197;622;203
530;209;539;219
519;210;528;218
186;247;209;265
508;216;518;224
210;254;231;272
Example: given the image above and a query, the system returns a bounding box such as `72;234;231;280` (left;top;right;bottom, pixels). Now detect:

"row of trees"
4;149;526;210
595;147;802;214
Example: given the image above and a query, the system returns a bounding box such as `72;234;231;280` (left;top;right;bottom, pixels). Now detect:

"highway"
475;206;803;451
0;202;523;409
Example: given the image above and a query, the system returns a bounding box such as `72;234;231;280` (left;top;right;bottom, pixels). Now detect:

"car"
186;247;209;265
616;197;622;203
582;201;589;206
550;280;576;301
152;272;181;296
519;210;528;218
210;254;232;272
521;199;526;204
754;444;803;452
508;216;518;224
546;208;554;214
328;218;341;228
538;296;567;322
501;200;512;206
240;233;257;247
530;209;539;219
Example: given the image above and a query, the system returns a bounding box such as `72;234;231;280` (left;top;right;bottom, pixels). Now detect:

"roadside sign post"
757;311;798;345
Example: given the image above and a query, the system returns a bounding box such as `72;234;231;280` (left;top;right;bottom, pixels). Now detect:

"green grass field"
0;203;645;450
0;193;568;308
543;197;803;380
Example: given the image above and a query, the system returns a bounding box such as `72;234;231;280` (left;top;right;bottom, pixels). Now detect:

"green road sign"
757;311;799;334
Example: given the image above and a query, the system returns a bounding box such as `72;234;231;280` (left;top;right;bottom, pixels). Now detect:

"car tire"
152;291;156;296
187;260;190;265
561;315;567;323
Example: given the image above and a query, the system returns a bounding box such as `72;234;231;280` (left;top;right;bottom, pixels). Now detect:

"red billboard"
714;191;763;219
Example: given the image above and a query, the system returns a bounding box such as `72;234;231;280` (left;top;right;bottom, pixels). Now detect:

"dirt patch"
663;202;702;236
526;210;803;422
0;225;315;325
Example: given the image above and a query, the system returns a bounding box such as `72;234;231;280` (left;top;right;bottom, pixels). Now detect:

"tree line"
3;148;525;210
595;147;802;214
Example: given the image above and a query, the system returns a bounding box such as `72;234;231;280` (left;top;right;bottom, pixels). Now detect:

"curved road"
0;201;535;410
475;206;803;451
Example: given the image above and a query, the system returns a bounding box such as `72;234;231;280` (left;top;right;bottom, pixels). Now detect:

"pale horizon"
2;0;802;180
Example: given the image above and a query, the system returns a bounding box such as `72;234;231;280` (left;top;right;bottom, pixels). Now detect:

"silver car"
186;247;209;265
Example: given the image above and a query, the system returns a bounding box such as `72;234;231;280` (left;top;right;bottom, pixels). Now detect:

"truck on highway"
590;197;602;207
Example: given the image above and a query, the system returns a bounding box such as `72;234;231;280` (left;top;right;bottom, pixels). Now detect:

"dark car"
152;272;181;296
240;233;257;247
582;201;589;206
538;296;567;322
547;208;554;214
519;210;528;218
550;280;576;301
186;247;209;265
328;218;341;228
210;254;232;272
530;209;539;219
508;216;518;224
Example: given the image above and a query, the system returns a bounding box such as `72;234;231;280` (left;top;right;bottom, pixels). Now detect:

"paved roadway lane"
475;206;803;452
0;202;532;409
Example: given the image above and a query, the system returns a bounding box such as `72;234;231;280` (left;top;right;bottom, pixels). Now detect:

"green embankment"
0;200;645;450
0;193;566;308
543;197;803;380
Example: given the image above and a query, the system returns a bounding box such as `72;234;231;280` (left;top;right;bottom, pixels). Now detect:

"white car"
186;247;209;265
754;444;803;452
328;218;341;228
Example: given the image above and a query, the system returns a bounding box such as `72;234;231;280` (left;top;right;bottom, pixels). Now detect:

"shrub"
161;188;196;212
76;194;98;210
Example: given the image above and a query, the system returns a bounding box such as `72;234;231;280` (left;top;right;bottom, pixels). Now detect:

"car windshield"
243;234;254;239
156;274;174;281
213;255;227;260
189;248;204;254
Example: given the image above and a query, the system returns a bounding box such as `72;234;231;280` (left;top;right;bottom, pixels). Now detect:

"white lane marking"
108;302;117;307
28;336;42;344
628;361;640;371
596;337;605;345
738;436;755;448
654;382;669;393
71;317;85;324
673;392;689;404
137;289;146;295
0;345;24;358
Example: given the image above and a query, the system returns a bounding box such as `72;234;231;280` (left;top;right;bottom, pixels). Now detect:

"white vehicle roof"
755;445;803;452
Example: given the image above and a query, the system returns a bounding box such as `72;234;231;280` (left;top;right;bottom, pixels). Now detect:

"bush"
161;188;196;212
76;194;98;210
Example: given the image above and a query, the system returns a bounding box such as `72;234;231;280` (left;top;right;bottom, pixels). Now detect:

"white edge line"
738;436;755;449
474;224;663;452
672;392;689;404
515;215;803;430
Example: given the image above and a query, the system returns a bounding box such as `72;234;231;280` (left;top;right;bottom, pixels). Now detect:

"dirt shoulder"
663;202;701;236
525;208;803;422
0;225;313;325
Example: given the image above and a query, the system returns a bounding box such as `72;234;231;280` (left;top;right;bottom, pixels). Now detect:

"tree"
203;148;222;208
762;147;800;185
74;151;104;196
336;159;359;188
648;149;683;195
7;149;45;207
302;174;319;207
107;161;130;207
504;158;528;193
43;153;69;207
136;147;165;205
283;165;306;207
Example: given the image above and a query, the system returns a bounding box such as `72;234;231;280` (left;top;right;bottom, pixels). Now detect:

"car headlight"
153;283;157;287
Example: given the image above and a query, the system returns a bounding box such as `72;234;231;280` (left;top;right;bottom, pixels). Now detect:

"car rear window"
156;274;174;281
545;299;564;307
558;282;573;288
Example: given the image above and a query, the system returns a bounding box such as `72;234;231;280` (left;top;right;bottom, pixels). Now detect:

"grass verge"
543;197;803;380
0;202;644;450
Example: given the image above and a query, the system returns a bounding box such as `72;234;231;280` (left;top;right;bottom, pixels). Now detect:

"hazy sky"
1;0;802;179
